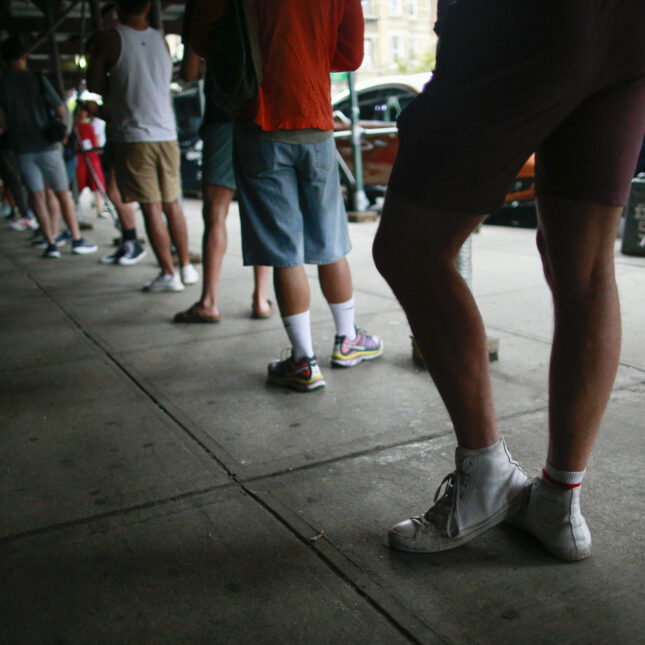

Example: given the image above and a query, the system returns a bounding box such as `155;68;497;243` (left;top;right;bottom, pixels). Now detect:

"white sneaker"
510;478;592;561
388;438;528;552
10;217;31;231
142;272;184;292
180;263;199;285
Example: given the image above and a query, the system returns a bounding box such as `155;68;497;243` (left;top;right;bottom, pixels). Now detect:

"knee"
372;219;400;283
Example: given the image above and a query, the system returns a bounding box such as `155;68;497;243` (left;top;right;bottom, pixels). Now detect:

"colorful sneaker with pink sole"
331;327;383;367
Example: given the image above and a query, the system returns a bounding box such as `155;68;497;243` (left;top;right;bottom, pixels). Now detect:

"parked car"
332;74;537;225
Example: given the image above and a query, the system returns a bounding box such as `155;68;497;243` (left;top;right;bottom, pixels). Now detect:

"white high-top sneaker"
389;438;528;552
512;478;592;561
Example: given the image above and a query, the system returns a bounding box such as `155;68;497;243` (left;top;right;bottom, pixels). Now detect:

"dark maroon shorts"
389;0;645;211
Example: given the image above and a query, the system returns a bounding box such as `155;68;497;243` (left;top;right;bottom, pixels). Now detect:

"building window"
391;36;403;63
361;0;371;16
408;0;418;17
362;39;374;70
410;39;419;62
390;0;403;16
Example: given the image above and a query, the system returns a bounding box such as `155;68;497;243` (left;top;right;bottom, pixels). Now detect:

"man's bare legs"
274;265;310;316
536;195;622;472
374;190;621;469
252;266;272;317
141;202;175;275
29;189;54;243
183;184;271;318
106;171;136;230
373;190;497;450
54;188;81;240
45;186;60;237
318;256;353;305
162;199;190;268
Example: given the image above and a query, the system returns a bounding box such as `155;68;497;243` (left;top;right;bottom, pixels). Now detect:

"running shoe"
118;240;147;266
331;327;383;367
267;353;326;392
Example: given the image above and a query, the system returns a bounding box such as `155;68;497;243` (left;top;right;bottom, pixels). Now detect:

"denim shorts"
233;128;351;267
201;122;236;190
18;146;69;192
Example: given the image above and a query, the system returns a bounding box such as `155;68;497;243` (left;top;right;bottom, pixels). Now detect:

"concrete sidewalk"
1;197;644;644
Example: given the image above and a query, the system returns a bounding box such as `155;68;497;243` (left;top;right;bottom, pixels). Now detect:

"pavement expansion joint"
0;482;235;545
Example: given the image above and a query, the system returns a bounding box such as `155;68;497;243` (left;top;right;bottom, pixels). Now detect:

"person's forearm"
180;46;203;82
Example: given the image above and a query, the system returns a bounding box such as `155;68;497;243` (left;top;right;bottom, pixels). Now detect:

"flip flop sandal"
174;304;221;323
252;299;274;319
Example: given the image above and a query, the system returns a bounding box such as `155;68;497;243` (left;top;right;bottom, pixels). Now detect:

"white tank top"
108;25;177;143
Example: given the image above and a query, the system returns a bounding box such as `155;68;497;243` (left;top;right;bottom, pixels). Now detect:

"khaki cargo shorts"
112;140;181;204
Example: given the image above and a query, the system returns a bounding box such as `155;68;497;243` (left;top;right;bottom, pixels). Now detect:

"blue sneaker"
72;238;97;255
55;230;72;246
42;243;60;259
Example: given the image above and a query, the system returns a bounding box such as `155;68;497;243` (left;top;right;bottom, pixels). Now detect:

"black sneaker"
42;243;60;259
118;240;147;266
100;242;125;264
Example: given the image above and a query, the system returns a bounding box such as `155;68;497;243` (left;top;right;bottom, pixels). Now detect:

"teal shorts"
201;122;236;190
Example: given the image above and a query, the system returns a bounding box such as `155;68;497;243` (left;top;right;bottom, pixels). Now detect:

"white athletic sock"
543;461;586;489
282;311;314;361
329;297;356;340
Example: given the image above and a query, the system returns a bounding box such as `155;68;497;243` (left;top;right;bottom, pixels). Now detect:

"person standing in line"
74;103;107;219
173;25;272;323
187;0;383;391
87;0;197;291
372;0;645;561
0;37;97;259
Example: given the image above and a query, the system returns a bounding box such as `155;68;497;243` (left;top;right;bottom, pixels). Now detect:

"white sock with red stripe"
542;461;586;489
282;311;314;362
329;297;357;340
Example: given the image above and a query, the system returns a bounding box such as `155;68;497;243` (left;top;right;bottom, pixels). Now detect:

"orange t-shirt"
186;0;364;131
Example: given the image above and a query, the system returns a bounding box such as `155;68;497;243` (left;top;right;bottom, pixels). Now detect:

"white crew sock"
543;460;586;489
329;297;357;340
282;311;314;361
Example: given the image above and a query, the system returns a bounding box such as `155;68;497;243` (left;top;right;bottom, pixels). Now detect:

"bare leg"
106;171;137;231
252;266;272;315
141;202;175;275
373;189;496;449
162;199;190;267
54;188;81;240
536;195;623;472
94;190;104;215
30;189;54;243
318;256;353;304
274;265;310;316
190;184;234;317
45;186;61;237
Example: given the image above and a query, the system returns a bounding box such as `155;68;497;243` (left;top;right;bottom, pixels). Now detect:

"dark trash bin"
621;177;645;256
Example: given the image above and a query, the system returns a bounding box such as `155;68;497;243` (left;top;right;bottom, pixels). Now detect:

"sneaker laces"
412;470;463;538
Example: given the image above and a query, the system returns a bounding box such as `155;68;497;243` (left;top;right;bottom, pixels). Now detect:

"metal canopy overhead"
0;0;187;89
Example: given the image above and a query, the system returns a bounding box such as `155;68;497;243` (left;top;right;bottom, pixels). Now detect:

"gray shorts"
233;128;351;267
201;122;236;190
18;146;69;192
